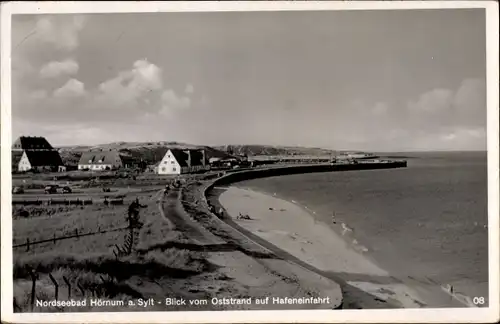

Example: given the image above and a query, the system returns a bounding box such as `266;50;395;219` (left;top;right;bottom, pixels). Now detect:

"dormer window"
98;159;103;163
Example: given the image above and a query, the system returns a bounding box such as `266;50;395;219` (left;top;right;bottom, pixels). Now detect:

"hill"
213;144;339;157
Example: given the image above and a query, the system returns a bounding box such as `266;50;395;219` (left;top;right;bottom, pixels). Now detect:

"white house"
78;150;123;171
12;136;64;172
157;149;208;175
16;150;64;172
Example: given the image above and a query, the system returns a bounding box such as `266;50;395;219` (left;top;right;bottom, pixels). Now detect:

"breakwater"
206;160;407;188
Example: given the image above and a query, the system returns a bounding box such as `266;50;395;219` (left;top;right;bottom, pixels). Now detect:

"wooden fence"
13;269;118;312
12;198;94;206
13;226;129;251
12;197;126;207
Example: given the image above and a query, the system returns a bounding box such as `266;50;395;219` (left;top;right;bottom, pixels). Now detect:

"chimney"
201;149;206;167
184;150;192;167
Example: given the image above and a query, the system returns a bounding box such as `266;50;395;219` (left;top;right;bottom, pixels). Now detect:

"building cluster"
11;136;225;175
11;136;379;176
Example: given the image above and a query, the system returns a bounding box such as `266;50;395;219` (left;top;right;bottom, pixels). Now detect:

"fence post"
13;297;20;312
77;282;85;297
128;228;134;255
26;238;30;252
53;233;56;244
75;229;79;239
29;270;37;311
48;273;59;301
63;276;71;299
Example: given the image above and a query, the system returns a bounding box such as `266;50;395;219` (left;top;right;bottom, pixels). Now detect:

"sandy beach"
218;186;473;309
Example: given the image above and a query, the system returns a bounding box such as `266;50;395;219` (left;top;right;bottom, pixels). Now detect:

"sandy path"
218;187;469;308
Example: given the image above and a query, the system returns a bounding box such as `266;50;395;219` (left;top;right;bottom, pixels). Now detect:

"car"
44;185;59;194
12;187;24;194
62;186;72;194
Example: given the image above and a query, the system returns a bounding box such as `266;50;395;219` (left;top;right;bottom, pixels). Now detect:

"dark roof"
12;136;55;150
189;149;205;166
24;150;64;167
169;149;189;167
78;150;122;165
168;149;206;167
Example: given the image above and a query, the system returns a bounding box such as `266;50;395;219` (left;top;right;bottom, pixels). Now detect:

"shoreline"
211;185;475;309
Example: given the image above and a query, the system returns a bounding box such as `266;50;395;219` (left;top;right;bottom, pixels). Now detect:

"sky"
9;9;487;151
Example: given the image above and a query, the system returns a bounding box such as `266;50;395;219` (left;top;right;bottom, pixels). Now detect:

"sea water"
238;152;489;303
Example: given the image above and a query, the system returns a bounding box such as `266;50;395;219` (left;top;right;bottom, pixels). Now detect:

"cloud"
326;77;486;151
35;15;87;51
98;59;163;106
53;79;86;98
185;83;195;94
372;102;389;115
28;90;48;100
408;88;454;113
40;59;79;78
407;78;486;129
440;127;485;141
452;78;486;126
160;89;191;117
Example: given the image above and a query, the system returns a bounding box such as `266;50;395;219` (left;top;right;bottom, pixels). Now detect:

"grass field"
12;192;156;249
11;174;230;313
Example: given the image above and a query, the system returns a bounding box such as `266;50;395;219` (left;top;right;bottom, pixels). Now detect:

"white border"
1;1;499;323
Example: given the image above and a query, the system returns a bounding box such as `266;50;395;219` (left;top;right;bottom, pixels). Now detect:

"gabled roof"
167;149;206;167
24;150;64;167
168;149;189;167
12;136;55;150
78;150;122;165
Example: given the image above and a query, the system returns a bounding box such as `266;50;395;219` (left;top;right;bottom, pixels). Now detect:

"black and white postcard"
1;1;499;323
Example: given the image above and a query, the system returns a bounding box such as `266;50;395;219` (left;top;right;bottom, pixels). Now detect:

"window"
171;161;175;164
162;167;166;172
173;167;176;171
167;154;171;158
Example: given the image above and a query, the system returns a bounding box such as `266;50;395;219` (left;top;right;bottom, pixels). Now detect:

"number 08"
473;297;485;305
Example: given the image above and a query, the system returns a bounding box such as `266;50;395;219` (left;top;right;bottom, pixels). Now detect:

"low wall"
200;160;407;207
210;161;406;188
